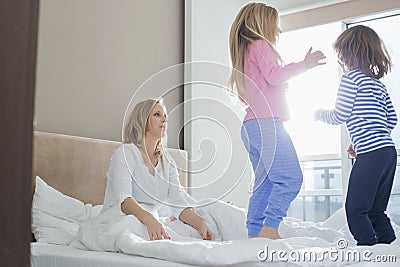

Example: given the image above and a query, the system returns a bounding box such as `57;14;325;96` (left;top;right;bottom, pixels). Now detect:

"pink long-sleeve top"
243;39;307;122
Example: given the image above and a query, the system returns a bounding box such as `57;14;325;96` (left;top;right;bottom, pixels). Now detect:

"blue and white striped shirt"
318;69;397;154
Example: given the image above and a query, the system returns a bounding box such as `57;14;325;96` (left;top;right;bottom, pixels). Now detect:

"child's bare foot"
257;225;281;240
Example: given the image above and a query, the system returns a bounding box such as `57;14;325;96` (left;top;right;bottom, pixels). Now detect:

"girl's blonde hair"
123;98;165;162
228;2;281;102
333;25;391;79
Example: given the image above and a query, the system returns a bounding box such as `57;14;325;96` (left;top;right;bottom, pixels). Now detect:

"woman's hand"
179;208;215;240
121;198;170;241
196;222;215;240
142;212;170;241
347;143;357;158
304;47;326;69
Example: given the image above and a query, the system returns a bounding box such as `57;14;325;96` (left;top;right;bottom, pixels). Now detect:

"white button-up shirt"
102;144;190;218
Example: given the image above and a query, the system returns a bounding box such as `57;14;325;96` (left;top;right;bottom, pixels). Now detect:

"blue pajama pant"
241;118;303;236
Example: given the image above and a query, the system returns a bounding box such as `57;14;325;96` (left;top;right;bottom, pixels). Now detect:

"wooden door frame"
0;0;39;266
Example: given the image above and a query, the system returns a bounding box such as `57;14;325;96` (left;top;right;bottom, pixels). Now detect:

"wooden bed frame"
32;131;188;205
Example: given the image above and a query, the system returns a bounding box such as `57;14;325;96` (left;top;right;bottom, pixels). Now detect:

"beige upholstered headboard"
32;131;188;205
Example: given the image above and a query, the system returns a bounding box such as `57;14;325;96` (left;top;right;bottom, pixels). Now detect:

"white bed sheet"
31;177;399;266
30;243;288;267
31;243;202;267
31;242;398;267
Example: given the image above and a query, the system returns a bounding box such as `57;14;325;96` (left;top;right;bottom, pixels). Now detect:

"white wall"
35;0;184;148
185;0;253;207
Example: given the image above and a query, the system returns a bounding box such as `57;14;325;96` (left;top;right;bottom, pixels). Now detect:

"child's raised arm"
314;74;357;125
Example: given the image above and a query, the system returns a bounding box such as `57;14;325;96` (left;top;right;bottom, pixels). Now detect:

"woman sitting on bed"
102;98;216;241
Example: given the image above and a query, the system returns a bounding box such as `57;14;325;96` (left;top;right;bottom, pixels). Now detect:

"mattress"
30;243;278;267
31;242;398;267
30;243;201;267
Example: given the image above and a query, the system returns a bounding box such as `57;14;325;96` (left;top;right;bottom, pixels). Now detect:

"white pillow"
31;176;102;245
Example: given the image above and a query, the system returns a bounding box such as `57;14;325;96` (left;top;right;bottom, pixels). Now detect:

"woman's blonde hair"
333;25;391;79
123;98;165;162
228;2;281;102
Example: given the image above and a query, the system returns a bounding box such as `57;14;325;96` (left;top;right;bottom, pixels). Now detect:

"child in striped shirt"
315;25;397;246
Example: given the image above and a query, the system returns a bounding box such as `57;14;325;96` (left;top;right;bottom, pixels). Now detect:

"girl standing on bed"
314;25;397;246
102;99;215;241
228;3;326;239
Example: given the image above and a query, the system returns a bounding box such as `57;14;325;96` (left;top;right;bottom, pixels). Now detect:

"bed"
31;131;400;267
31;131;200;266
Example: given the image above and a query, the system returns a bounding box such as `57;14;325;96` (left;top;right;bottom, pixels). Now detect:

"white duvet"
33;177;400;266
70;202;399;266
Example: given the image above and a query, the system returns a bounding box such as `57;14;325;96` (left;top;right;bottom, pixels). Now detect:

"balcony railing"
287;152;400;222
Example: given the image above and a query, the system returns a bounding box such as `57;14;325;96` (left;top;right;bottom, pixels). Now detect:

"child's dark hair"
333;25;391;79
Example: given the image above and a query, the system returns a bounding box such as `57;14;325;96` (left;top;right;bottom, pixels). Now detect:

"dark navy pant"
346;146;397;246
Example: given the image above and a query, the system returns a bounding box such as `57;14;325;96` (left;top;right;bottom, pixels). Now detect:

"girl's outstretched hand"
314;108;323;121
304;47;326;69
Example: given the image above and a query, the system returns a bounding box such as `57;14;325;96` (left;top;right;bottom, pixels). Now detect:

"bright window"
278;22;342;157
278;14;400;223
277;22;344;221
